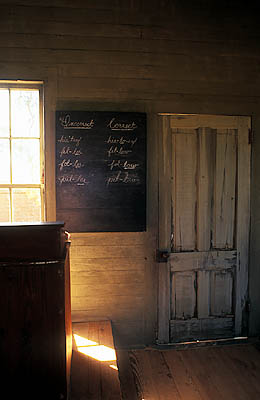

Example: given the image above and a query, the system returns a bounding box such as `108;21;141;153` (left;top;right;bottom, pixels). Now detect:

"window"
0;82;44;222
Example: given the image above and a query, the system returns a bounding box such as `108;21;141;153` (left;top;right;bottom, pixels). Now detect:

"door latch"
156;249;170;263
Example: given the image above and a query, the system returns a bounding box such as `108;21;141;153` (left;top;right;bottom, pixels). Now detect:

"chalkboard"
56;111;146;232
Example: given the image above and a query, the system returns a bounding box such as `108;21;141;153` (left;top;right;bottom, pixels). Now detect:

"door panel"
172;128;197;251
171;271;196;320
196;127;215;251
169;250;236;341
214;129;236;249
158;114;251;343
170;317;234;342
210;269;234;316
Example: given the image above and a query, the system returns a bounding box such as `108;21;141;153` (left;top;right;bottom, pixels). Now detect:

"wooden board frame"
55;111;147;232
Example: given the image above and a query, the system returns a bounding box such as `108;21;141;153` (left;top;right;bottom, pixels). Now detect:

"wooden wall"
0;0;260;346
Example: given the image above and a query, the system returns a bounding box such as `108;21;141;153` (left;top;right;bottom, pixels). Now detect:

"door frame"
157;113;251;344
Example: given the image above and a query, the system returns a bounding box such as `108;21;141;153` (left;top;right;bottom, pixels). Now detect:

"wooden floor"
70;321;260;400
117;342;260;400
70;321;122;400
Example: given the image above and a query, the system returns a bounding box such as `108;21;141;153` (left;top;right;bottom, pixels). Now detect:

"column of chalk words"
56;111;146;232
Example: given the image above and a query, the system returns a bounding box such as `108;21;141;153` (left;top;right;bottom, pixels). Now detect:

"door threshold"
152;336;256;350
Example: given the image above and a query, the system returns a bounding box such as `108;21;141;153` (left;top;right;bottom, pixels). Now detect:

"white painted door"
158;114;251;343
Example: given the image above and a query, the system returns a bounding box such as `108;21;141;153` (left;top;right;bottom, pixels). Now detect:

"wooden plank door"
158;114;251;343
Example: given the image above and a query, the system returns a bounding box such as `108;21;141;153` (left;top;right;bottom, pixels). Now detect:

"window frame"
0;80;45;222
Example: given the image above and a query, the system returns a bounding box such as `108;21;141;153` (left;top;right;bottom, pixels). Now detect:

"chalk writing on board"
106;171;140;186
107;118;137;131
58;159;85;172
56;111;146;232
59;146;83;158
58;135;82;146
106;135;138;147
57;174;89;186
59;114;95;130
108;160;139;171
107;146;133;157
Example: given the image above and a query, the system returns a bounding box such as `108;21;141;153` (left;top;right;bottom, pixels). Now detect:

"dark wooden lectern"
0;222;72;400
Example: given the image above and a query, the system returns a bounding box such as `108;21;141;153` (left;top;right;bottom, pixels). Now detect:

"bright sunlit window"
0;82;44;222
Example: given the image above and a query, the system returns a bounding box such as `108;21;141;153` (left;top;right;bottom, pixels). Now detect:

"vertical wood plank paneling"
172;128;197;251
210;270;233;316
197;270;210;318
158;115;171;343
235;116;251;335
197;127;216;251
213;129;236;249
165;115;250;341
172;272;196;319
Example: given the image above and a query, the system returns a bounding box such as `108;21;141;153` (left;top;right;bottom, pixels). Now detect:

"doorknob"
156;249;170;263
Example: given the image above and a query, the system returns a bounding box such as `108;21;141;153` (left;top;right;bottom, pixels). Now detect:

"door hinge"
248;129;253;145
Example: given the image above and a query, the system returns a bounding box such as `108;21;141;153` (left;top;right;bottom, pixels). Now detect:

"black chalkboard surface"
56;111;146;232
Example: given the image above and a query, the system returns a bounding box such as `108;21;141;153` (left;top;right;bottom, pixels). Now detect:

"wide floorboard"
70;322;260;400
70;321;122;400
117;342;260;400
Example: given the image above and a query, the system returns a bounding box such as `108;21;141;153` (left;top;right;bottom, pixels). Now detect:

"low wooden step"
70;320;122;400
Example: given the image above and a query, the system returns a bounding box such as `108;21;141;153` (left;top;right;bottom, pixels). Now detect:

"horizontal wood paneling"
71;270;144;285
0;0;145;10
58;77;260;98
71;294;144;312
55;97;259;121
0;4;159;25
0;4;258;42
58;60;260;83
0;0;259;346
71;283;145;298
70;232;155;346
2;47;259;75
1;33;260;63
0;20;142;38
70;259;146;272
70;245;147;259
70;231;148;245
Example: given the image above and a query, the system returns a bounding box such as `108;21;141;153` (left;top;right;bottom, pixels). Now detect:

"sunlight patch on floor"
73;334;98;347
73;333;117;364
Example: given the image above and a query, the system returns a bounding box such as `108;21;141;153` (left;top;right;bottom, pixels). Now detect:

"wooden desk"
0;222;72;400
